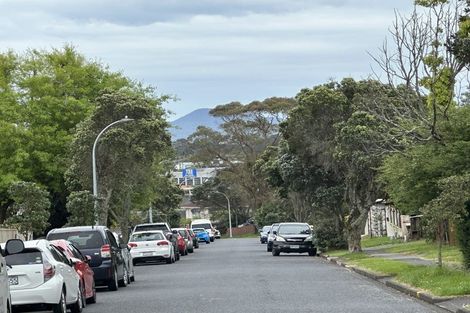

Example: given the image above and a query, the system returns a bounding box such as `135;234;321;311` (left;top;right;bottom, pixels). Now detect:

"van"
191;219;214;242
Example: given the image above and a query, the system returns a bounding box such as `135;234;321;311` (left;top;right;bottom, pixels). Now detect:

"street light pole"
92;116;134;225
213;191;232;238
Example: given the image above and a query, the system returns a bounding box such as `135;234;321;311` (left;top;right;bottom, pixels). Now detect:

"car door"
70;244;94;299
49;246;79;304
0;247;8;313
106;231;124;279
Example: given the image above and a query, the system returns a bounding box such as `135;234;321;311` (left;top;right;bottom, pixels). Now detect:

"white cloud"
0;0;413;118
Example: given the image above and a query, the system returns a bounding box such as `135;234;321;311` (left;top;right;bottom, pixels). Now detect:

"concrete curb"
320;253;459;311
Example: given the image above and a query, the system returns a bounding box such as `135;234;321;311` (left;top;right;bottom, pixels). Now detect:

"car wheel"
267;245;272;252
7;299;11;313
87;281;97;304
309;248;317;256
210;237;214;242
80;282;86;308
130;271;135;282
52;289;67;313
108;268;118;291
272;248;280;256
189;248;194;253
119;266;129;287
184;248;188;256
69;285;83;313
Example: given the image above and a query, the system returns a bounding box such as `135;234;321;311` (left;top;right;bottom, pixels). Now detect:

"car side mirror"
166;234;173;240
85;255;92;263
273;230;277;235
5;239;24;255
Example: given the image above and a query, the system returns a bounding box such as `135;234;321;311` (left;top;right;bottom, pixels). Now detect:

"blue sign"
182;168;197;177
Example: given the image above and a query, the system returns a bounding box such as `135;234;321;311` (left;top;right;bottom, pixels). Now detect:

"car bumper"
91;260;114;285
130;249;170;259
11;276;62;306
273;242;315;253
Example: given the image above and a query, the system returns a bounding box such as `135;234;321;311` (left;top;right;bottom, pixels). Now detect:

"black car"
271;223;317;256
47;226;128;290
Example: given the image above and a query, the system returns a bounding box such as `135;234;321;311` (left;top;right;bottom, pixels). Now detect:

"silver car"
259;226;271;244
174;228;194;253
266;223;280;252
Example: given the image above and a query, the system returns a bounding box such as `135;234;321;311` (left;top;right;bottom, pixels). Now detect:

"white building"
364;199;406;239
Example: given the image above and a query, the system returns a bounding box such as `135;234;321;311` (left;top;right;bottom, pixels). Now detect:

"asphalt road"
82;238;447;313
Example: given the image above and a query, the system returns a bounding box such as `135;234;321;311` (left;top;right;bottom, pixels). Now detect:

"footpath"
321;246;470;313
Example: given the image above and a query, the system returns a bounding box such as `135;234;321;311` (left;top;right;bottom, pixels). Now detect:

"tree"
4;181;50;238
66;88;172;239
0;46;136;230
66;191;95;226
421;174;470;267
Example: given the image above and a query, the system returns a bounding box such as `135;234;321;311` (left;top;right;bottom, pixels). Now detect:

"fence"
0;228;25;243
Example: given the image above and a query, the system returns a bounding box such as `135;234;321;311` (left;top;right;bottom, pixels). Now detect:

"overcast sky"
0;0;413;120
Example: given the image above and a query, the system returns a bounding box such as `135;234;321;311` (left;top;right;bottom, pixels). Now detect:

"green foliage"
457;202;470;269
66;191;95;226
4;181;50;237
254;202;289;227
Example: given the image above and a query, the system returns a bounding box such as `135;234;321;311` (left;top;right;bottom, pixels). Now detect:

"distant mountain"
170;108;222;140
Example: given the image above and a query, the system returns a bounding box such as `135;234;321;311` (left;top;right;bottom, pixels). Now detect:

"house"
364;199;408;239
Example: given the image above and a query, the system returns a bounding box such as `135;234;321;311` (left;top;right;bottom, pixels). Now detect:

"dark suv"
271;223;317;256
46;226;127;290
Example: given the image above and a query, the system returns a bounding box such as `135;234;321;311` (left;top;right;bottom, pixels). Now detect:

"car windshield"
278;225;311;235
192;223;211;230
47;231;104;249
262;226;271;232
130;232;164;242
5;249;43;266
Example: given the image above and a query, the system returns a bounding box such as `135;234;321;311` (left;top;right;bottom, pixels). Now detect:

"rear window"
134;225;169;232
130;232;164;242
6;249;43;266
47;231;104;249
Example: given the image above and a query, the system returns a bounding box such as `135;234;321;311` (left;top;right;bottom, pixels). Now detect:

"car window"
178;230;188;238
278;224;311;235
48;231;104;249
134;224;169;232
130;232;164;242
5;249;43;265
68;244;84;260
192;223;211;229
49;246;70;265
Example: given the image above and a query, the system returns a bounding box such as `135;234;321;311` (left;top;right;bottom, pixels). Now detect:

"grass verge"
332;252;470;296
383;240;462;264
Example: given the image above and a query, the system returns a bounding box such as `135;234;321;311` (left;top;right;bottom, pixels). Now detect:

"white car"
128;231;175;265
0;244;11;313
4;239;83;313
191;219;215;242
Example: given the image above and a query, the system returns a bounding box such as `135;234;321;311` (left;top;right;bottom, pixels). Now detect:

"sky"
0;0;414;120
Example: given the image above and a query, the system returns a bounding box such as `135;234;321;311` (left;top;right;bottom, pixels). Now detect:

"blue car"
193;228;210;244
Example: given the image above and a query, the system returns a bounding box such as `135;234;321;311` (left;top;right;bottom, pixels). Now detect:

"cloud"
0;0;413;118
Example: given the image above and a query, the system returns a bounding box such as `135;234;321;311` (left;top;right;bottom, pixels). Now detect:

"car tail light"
157;241;169;246
100;244;111;258
128;243;137;249
43;259;55;282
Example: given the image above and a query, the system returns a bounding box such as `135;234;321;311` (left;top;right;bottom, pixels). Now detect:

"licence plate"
143;252;153;256
289;245;299;249
9;276;18;285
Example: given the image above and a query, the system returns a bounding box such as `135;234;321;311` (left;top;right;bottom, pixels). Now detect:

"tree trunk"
98;188;112;225
437;222;443;268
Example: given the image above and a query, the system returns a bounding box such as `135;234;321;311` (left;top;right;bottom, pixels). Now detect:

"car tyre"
272;248;280;256
53;289;67;313
210;237;214;242
118;266;129;287
7;299;11;313
206;240;210;244
309;248;317;256
108;268;118;291
267;244;272;252
69;285;83;313
189;248;194;253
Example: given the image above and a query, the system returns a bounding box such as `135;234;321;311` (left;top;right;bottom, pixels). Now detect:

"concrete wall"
0;228;25;243
228;224;256;236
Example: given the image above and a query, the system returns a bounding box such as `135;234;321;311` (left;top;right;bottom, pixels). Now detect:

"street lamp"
92;116;134;225
212;191;232;238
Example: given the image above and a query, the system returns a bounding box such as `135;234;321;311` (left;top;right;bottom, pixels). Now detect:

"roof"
48;226;107;234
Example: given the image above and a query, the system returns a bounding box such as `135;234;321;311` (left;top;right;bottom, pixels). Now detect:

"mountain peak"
170;108;221;140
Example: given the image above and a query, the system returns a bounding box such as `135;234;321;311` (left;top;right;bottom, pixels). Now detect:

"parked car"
113;232;135;283
271;222;317;256
174;228;194;253
0;243;11;313
165;232;180;261
132;222;172;234
193;228;210;244
174;231;188;256
128;231;175;264
187;229;199;249
47;226;128;291
4;239;83;313
191;219;215;242
266;223;280;252
50;240;96;305
259;225;271;244
214;229;221;239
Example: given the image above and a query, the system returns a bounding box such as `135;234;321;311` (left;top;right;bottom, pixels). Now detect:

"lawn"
383;240;463;264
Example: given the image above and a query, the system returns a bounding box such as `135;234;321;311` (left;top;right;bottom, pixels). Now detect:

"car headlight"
275;236;285;242
305;236;313;241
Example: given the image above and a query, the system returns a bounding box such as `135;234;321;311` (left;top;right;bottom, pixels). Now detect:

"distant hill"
170;108;222;140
